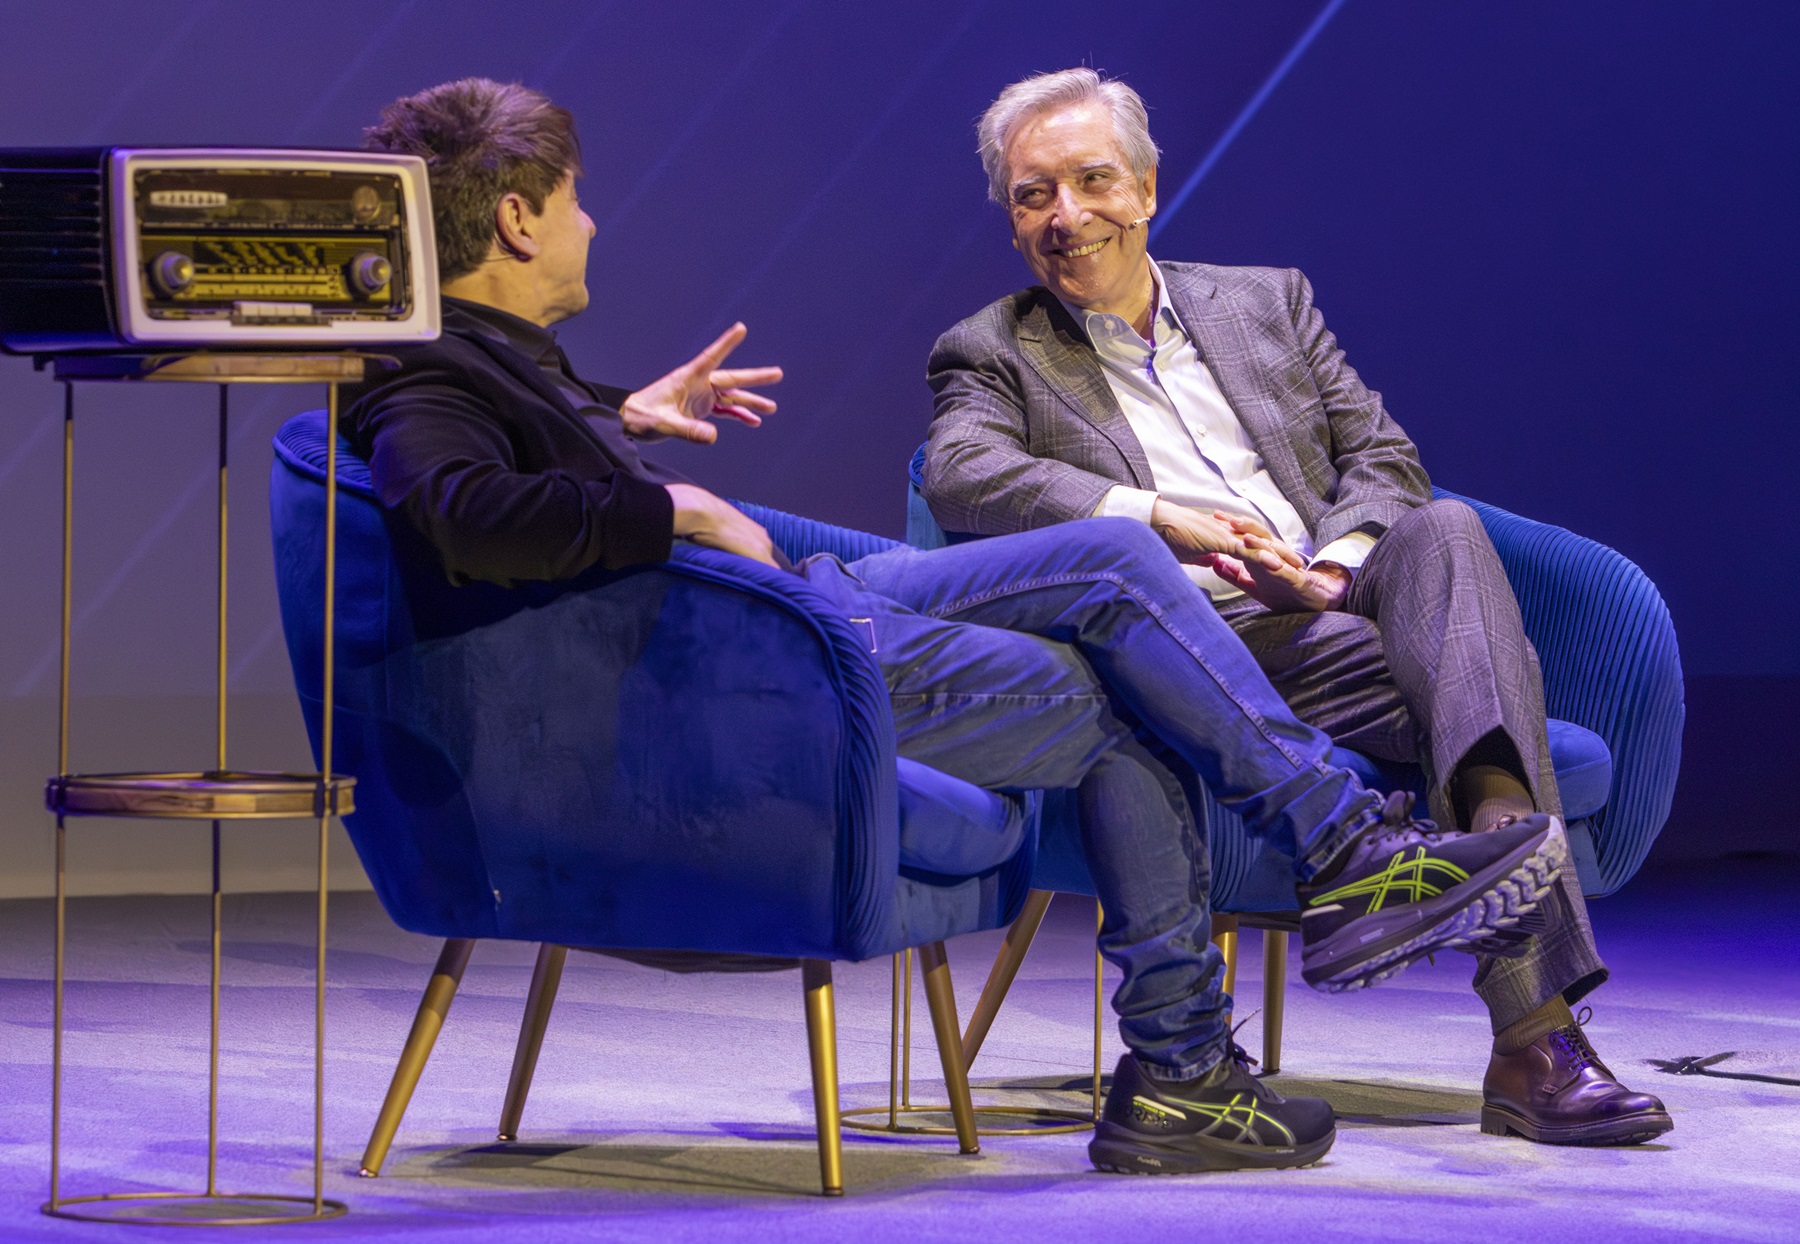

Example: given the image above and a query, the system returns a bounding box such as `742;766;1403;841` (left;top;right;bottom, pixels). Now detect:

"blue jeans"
801;517;1378;1080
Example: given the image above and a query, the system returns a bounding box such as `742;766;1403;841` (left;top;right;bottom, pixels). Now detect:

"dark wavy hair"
364;78;582;282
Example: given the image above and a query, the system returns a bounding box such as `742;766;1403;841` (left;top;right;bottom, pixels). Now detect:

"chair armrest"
1435;488;1685;895
731;499;903;564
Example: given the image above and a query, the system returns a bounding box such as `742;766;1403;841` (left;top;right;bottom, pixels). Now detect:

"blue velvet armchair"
268;411;1041;1194
904;445;1684;1075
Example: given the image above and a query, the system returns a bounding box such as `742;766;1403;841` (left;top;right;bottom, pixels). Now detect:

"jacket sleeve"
922;317;1119;535
353;375;674;586
1284;268;1431;544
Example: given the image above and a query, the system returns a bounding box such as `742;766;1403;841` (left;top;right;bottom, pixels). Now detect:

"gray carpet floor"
2;857;1797;1242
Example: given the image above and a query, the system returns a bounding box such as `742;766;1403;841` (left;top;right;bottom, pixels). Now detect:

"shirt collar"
444;296;562;367
1056;258;1180;346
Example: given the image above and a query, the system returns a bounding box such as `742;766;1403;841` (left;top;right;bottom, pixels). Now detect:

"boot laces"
1550;1006;1607;1074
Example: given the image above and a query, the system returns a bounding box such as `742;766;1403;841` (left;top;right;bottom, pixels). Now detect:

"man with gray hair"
923;67;1671;1154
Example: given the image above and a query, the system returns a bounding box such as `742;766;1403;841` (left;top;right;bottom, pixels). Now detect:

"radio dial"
148;250;195;298
346;251;392;297
350;185;381;223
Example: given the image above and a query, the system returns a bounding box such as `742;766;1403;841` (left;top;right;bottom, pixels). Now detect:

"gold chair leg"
888;952;903;1127
358;937;476;1177
1213;913;1240;999
901;946;913;1106
917;942;980;1156
497;943;567;1141
801;959;844;1197
960;889;1053;1069
1261;930;1287;1074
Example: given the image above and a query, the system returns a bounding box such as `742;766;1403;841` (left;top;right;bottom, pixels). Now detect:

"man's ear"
1141;165;1158;220
493;191;540;261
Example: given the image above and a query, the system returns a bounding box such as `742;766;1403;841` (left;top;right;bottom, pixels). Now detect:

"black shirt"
339;298;689;586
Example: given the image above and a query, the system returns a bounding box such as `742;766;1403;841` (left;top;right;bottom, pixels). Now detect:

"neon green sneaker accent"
1160;1091;1297;1145
1308;846;1471;912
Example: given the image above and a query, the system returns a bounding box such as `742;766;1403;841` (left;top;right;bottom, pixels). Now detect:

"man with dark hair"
359;78;780;569
348;77;1591;1176
367;79;582;285
922;67;1672;1149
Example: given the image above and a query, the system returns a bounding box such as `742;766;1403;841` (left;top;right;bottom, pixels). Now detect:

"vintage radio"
0;147;439;353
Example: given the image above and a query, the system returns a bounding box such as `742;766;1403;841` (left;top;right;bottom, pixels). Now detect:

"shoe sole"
1088;1120;1336;1174
1301;824;1567;993
1462;905;1551;957
1480;1104;1673;1147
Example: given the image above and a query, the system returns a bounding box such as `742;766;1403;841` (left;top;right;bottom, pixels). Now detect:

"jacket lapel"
1163;265;1320;534
1016;291;1154;489
443;305;593;425
467;336;579;417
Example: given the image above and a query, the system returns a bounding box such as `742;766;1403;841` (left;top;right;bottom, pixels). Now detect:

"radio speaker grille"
0;152;110;346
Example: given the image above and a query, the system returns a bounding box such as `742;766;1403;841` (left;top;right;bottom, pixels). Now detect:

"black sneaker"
1089;1050;1336;1174
1458;813;1558;957
1298;792;1566;993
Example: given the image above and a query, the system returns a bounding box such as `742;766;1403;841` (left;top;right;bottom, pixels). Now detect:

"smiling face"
1002;101;1158;321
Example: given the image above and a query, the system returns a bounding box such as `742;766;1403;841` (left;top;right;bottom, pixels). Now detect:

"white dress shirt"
1068;262;1376;599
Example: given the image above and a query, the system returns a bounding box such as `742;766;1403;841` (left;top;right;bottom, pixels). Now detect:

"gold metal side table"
39;352;386;1226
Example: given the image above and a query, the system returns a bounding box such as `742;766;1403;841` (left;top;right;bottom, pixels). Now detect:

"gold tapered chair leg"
1213;913;1240;1000
801;959;844;1197
960;889;1053;1069
358;937;476;1177
1261;930;1287;1074
917;942;980;1156
497;943;567;1141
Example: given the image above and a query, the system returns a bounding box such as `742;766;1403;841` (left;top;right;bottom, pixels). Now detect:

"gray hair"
977;68;1160;204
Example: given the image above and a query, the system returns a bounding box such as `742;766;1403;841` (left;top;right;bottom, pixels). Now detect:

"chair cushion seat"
1542;720;1612;820
896;757;1028;877
1328;719;1611;821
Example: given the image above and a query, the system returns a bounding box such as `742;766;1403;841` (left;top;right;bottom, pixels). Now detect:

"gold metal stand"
842;903;1098;1139
39;353;388;1226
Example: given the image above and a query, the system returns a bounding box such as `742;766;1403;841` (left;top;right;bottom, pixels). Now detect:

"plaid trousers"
1220;498;1609;1032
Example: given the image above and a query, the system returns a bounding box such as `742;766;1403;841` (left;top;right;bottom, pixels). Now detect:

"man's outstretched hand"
1207;512;1350;613
620;322;783;443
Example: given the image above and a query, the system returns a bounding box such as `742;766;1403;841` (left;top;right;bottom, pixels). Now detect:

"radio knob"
350;185;381;223
346;251;392;297
148;251;195;298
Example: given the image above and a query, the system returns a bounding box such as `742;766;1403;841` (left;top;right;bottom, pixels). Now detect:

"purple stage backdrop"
0;1;1793;867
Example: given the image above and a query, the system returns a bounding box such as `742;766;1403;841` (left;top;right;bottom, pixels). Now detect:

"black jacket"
339;299;688;586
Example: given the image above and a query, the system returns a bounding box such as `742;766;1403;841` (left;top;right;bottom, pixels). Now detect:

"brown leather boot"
1482;1010;1672;1145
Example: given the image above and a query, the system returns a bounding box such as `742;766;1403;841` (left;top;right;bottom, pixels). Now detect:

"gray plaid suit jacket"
922;261;1432;545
